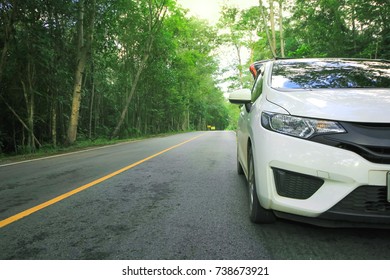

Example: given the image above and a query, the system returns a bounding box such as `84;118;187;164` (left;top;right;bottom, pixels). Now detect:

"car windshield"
271;60;390;89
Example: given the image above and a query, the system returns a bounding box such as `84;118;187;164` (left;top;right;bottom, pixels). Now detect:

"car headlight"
261;112;346;139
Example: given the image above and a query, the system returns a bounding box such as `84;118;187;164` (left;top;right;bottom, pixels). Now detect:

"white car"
229;58;390;227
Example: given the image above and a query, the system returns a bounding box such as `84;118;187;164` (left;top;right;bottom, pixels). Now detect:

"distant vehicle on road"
229;58;390;227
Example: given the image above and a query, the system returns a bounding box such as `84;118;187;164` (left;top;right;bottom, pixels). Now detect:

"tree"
258;0;277;58
0;0;252;155
218;5;267;90
67;0;96;145
278;0;285;57
284;0;390;58
258;0;287;58
0;0;18;84
269;0;277;56
218;6;246;87
111;0;169;139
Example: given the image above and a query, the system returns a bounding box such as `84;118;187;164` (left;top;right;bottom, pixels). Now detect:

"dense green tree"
285;0;389;58
1;0;389;155
0;0;229;155
219;0;389;96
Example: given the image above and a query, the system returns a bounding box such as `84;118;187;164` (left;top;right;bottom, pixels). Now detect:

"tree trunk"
111;53;149;138
21;80;35;152
278;0;285;57
66;0;96;145
1;95;41;148
187;107;190;130
88;61;95;139
21;57;38;152
51;99;57;147
67;54;85;144
259;0;277;58
234;43;244;87
269;0;277;56
350;2;358;53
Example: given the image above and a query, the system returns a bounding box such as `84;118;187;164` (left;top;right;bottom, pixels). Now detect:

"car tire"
248;147;276;224
237;151;244;175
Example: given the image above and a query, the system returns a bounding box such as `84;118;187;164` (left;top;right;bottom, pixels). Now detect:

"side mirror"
228;89;251;105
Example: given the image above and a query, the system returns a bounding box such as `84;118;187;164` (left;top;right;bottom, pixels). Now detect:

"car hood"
266;88;390;122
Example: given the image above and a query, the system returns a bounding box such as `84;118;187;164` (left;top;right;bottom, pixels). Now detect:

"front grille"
273;168;324;199
313;122;390;164
356;123;390;129
329;186;390;216
336;143;390;164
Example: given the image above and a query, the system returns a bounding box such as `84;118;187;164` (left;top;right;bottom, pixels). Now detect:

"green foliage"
225;102;241;131
0;0;230;155
1;0;389;155
286;0;389;59
219;0;389;93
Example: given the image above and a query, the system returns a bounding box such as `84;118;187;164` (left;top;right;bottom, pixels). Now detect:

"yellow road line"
0;133;205;228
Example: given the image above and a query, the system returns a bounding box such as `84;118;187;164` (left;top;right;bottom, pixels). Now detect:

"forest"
0;0;389;155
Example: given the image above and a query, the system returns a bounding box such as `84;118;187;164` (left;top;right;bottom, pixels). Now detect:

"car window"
271;60;390;89
251;65;265;102
251;75;264;102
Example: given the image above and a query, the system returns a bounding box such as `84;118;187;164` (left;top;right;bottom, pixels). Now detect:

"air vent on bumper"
273;168;324;199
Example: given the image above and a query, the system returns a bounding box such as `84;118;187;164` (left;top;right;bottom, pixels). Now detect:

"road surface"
1;131;390;259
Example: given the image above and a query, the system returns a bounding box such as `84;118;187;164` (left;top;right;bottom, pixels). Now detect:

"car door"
237;101;249;175
237;73;264;177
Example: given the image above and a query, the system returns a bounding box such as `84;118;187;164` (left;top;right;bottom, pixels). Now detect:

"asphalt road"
1;131;390;260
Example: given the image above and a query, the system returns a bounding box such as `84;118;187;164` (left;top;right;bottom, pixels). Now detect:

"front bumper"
252;127;390;225
275;185;390;228
274;210;390;229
